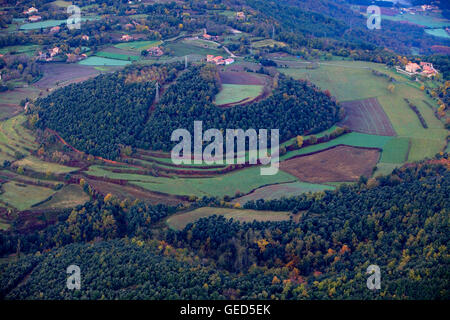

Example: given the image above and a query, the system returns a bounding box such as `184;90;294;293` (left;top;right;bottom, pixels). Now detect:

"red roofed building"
224;58;235;65
147;46;163;57
405;62;420;73
24;7;38;15
121;34;133;41
28;15;42;22
50;26;60;33
420;62;438;77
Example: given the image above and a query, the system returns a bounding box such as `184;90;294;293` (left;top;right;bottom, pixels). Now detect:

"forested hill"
34;64;339;159
246;0;450;55
1;160;448;299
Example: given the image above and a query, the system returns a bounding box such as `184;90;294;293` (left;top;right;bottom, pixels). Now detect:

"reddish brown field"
86;179;185;206
280;145;381;183
34;63;101;90
219;71;267;85
339;97;396;136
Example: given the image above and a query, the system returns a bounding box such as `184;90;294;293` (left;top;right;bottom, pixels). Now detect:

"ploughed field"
280;145;381;183
339;97;396;136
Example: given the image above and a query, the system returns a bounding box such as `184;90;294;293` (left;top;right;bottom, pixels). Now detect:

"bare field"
339;97;396;136
34;63;100;90
86;178;185;206
219;71;267;85
280;145;381;183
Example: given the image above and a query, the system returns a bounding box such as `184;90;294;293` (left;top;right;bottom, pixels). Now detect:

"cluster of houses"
397;61;438;78
236;12;245;20
37;47;61;62
203;33;220;41
37;47;87;62
23;7;41;22
399;4;440;15
146;46;163;56
206;55;234;65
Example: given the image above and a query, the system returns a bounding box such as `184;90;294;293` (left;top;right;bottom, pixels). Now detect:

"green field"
78;56;132;66
0;115;38;161
424;28;450;39
379;137;410;164
33;184;90;210
0;44;41;56
233;181;335;204
182;38;220;49
281;132;392;161
14;156;77;174
95;51;140;61
19;19;66;30
214;84;264;105
164;41;227;57
0;217;10;231
252;39;287;48
0;181;55;210
114;40;163;51
50;0;72;7
20;17;99;30
167;207;292;230
87;165;296;198
381;13;450;28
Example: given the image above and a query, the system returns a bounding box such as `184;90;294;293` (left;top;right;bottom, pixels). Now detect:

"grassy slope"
166;207;292;230
278;60;447;164
14;156;77;174
33;184;90;210
214;84;264;105
0;181;55;210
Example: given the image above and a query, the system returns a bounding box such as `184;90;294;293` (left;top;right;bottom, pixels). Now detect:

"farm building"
50;26;60;34
24;7;38;15
28;15;42;22
206;55;234;65
121;34;133;41
203;33;220;41
420;62;438;77
50;47;60;57
147;46;164;56
37;47;61;62
224;58;235;65
236;12;245;19
405;62;420;73
396;61;438;78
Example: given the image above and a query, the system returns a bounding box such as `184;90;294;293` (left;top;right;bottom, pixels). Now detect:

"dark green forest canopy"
35;65;339;159
1;162;448;299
